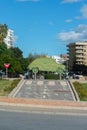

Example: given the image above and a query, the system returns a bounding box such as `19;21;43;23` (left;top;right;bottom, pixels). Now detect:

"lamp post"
56;68;63;80
4;63;10;78
66;58;69;79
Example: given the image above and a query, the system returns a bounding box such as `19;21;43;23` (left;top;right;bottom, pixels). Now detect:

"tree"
0;42;7;55
28;53;46;64
0;23;27;75
0;53;13;71
11;60;22;73
9;47;23;59
0;24;8;42
19;57;29;72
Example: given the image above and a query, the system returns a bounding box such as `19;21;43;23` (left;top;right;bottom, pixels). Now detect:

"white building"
4;29;15;48
51;55;66;64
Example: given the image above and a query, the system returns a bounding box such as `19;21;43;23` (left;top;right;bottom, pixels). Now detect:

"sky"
0;0;87;57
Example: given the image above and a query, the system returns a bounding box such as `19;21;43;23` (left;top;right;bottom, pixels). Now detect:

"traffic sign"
56;68;63;80
56;68;63;74
32;67;38;74
4;63;10;69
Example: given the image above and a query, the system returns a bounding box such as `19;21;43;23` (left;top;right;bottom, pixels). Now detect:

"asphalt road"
0;110;87;130
14;79;75;101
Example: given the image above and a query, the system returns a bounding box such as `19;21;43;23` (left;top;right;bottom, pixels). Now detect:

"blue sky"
0;0;87;57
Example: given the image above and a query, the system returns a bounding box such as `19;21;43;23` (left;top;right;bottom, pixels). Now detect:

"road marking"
55;93;59;96
49;81;55;86
14;79;74;101
26;81;32;85
60;81;67;85
0;108;87;116
37;81;43;85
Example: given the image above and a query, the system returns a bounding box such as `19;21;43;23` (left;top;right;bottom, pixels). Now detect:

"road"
14;79;75;101
0;110;87;130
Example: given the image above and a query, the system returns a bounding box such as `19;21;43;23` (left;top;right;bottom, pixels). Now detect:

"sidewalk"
0;97;87;110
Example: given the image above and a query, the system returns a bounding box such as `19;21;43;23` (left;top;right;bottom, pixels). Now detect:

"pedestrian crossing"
15;79;75;101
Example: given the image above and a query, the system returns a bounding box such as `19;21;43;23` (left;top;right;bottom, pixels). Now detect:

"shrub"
4;79;20;93
73;81;87;101
44;73;64;80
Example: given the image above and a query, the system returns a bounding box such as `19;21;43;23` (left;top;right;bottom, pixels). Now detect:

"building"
4;29;15;48
51;55;66;64
60;54;67;59
67;41;87;74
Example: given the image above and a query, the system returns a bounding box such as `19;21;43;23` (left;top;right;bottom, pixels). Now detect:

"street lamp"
66;58;69;79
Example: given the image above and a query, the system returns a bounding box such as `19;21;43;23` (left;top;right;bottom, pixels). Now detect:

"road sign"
56;68;63;80
4;63;10;78
32;67;38;74
4;63;10;69
56;68;63;74
32;67;39;80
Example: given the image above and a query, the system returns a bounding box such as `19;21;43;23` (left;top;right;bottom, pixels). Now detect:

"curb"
68;80;80;101
0;101;87;110
0;97;87;110
9;79;25;97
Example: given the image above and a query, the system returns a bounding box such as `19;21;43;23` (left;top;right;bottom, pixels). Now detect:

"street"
0;110;87;130
14;79;75;101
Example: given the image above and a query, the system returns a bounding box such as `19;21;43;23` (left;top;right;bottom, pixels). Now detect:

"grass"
0;79;20;96
73;81;87;101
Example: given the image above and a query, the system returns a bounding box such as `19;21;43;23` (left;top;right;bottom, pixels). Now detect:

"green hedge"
45;74;64;80
73;81;87;101
4;79;20;93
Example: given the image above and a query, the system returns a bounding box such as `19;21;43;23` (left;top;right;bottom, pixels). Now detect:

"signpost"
32;67;38;80
4;63;10;78
65;71;69;79
56;68;63;80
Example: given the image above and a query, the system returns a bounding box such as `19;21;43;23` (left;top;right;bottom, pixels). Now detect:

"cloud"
65;19;72;23
75;4;87;19
17;0;40;2
80;4;87;19
58;24;87;42
61;0;82;4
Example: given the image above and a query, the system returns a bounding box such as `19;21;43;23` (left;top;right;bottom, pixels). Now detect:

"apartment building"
67;41;87;74
4;29;15;48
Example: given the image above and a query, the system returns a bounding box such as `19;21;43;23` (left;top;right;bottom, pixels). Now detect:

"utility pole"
66;58;69;79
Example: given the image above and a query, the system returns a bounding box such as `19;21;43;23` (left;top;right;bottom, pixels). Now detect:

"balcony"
76;50;85;54
76;62;84;65
76;55;84;58
76;58;84;62
75;46;86;50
